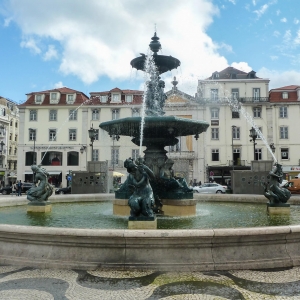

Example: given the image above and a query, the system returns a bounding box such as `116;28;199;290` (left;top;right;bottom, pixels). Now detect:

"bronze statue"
125;158;155;217
263;163;291;204
27;165;53;202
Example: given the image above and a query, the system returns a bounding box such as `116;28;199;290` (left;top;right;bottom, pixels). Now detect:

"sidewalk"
0;265;300;299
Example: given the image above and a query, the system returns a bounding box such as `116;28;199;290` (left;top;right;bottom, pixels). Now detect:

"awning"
48;171;61;175
0;171;5;175
23;171;33;174
113;171;125;177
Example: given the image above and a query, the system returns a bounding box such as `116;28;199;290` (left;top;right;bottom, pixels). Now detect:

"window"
256;127;262;139
49;110;57;121
30;110;37;121
49;129;56;141
29;129;36;141
281;148;289;159
111;148;119;166
92;149;99;161
210;89;218;100
232;127;240;139
35;94;42;103
231;89;239;100
279;106;288;118
15;134;17;142
232;111;240;118
132;108;140;117
169;138;181;152
94;129;99;140
253;88;260;100
212;149;219;161
25;151;36;166
92;109;99;120
67;94;74;103
132;149;139;161
100;95;107;103
10;120;12;126
50;93;57;100
112;109;120;120
14;147;17;155
67;151;79;166
255;148;262;160
253;107;261;118
282;92;288;99
280;126;288;139
69;109;77;120
69;129;77;141
41;151;62;166
9;133;12;141
211;128;219;140
9;147;11;155
15;122;18;128
126;95;133;103
112;94;120;102
210;108;219;119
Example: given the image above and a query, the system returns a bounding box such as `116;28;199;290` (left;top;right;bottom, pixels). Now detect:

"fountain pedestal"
113;199;130;216
162;199;196;216
27;202;52;213
128;216;157;229
267;203;290;215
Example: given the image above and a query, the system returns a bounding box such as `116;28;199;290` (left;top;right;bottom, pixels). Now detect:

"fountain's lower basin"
0;194;300;271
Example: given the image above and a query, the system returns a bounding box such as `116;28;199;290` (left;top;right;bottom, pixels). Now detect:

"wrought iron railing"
197;97;269;104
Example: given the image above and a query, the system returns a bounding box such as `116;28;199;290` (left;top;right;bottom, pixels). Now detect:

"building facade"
17;87;90;187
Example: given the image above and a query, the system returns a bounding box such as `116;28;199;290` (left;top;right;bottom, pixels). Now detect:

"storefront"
282;166;300;180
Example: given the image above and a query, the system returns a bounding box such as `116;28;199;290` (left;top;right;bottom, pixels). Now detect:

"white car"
193;183;226;194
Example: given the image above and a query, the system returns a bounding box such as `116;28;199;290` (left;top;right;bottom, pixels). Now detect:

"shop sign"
282;166;300;172
211;120;219;126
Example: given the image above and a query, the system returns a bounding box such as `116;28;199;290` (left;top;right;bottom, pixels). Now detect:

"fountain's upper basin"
130;54;181;74
99;116;209;140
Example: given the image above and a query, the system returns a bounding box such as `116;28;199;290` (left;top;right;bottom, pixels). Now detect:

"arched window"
25;151;36;166
41;151;63;166
67;151;79;166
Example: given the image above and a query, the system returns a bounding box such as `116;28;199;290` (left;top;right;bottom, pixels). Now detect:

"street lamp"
110;134;120;171
249;127;258;160
232;126;236;170
29;128;36;164
88;125;97;161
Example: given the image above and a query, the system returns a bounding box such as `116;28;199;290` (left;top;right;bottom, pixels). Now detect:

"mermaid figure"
27;165;53;202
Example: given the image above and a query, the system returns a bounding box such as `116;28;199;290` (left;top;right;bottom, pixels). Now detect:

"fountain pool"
1;194;300;271
0;201;299;229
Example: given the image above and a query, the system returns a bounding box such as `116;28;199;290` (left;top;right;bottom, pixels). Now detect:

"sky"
1;0;300;103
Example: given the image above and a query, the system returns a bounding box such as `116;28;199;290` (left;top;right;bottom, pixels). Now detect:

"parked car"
284;179;300;194
193;183;226;194
55;186;71;195
0;182;33;195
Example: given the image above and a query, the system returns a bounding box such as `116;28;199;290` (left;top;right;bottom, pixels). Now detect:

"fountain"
0;32;299;272
100;32;209;217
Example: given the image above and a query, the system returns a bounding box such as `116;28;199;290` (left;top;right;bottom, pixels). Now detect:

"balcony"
229;159;247;166
197;97;269;104
108;160;124;169
168;151;196;160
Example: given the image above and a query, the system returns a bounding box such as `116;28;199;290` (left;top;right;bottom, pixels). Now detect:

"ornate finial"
149;32;161;55
172;76;178;89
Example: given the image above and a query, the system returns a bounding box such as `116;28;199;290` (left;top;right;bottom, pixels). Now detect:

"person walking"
11;182;16;196
17;180;23;196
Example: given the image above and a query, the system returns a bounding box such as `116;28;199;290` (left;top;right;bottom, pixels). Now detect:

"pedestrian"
198;181;202;186
11;182;16;196
17;180;23;196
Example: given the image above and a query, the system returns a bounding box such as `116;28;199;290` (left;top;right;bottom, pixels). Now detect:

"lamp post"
110;134;120;171
0;141;4;168
249;127;258;160
231;126;236;170
29;128;36;164
88;125;97;161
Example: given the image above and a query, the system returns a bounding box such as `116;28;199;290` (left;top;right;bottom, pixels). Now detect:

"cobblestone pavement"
0;265;300;299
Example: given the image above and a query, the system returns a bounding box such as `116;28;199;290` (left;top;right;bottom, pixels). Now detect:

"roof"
270;85;300;91
206;66;260;80
89;88;143;95
19;87;89;106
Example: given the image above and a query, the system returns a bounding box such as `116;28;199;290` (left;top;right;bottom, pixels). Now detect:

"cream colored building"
17;87;90;186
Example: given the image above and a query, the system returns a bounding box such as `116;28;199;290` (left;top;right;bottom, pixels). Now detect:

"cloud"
254;4;268;18
252;0;256;5
258;67;300;89
276;9;280;16
43;45;58;61
20;38;41;54
270;55;278;60
273;30;280;37
3;0;231;95
294;30;300;45
4;17;11;26
280;17;287;23
230;62;252;72
294;18;299;25
54;81;63;88
228;0;236;4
